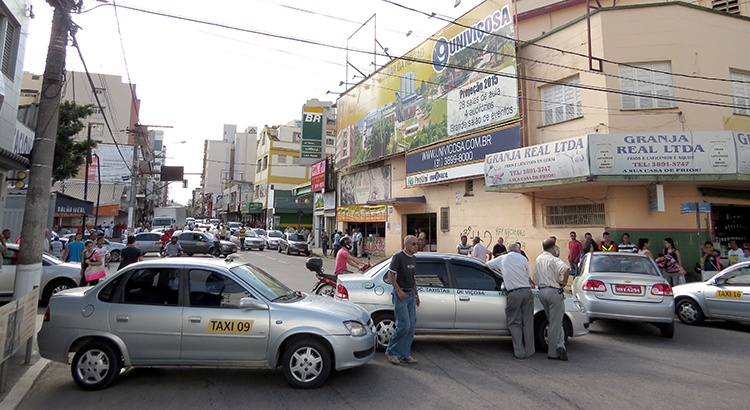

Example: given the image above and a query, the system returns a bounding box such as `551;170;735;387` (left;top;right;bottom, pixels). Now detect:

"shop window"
541;76;582;126
545;203;605;227
731;70;750;115
619;62;675;110
440;207;450;232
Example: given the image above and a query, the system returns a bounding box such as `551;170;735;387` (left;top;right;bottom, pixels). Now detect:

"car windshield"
590;254;660;276
267;231;282;238
287;234;303;241
231;264;294;300
254;229;267;236
246;231;258;237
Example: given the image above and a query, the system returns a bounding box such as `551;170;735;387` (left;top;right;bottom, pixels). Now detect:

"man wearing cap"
471;236;491;262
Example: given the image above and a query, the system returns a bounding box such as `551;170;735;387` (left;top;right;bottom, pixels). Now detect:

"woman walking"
80;240;106;287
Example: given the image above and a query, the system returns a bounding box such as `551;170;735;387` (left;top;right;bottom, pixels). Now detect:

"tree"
53;101;95;182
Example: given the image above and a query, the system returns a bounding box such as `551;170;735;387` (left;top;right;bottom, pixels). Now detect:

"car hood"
292;294;370;323
673;281;705;296
219;240;236;246
288;240;308;246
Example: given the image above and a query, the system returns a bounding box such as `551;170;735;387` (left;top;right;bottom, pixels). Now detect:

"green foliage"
409;114;448;150
53;101;95;183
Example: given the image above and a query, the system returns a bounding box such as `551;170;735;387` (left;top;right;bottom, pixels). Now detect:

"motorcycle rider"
335;237;363;275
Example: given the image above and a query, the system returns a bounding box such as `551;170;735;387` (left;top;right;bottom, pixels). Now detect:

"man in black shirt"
492;237;507;258
118;235;143;270
385;235;420;366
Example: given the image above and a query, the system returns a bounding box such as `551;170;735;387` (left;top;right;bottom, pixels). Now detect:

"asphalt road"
19;251;750;409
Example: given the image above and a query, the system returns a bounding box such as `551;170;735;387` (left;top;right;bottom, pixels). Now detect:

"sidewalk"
0;316;49;410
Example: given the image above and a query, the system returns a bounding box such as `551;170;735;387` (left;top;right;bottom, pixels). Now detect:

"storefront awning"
699;187;750;200
367;196;426;205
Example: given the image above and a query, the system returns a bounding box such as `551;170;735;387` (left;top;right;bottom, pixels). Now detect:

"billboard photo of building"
336;1;518;169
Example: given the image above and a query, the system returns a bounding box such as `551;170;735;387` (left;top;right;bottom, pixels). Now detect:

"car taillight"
582;280;606;292
336;284;349;300
651;283;673;296
43;307;50;322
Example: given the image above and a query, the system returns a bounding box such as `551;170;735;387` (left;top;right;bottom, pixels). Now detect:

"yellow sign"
715;290;742;299
337;205;388;222
206;319;254;334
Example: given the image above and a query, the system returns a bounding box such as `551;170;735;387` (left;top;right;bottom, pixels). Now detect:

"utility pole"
16;0;75;295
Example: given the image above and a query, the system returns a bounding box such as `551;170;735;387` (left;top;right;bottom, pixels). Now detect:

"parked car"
243;231;265;251
278;233;310;256
572;252;675;338
0;244;80;303
38;258;375;390
133;232;163;256
673;261;750;325
335;253;589;352
265;230;283;250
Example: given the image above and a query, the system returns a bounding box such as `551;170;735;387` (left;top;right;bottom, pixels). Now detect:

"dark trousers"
333;245;340;256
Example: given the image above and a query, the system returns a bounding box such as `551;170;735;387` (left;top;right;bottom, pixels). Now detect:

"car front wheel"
676;298;705;325
282;339;331;389
42;278;77;303
373;312;395;352
109;250;121;262
71;341;122;391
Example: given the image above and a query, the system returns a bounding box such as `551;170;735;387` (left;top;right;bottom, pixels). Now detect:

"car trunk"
590;273;666;303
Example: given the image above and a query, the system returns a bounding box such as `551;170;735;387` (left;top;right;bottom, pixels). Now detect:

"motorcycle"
307;255;371;297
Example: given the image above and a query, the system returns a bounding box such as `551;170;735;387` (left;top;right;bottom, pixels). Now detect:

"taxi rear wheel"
373;312;395;352
676;299;704;325
316;284;335;297
282;339;331;389
534;316;570;352
71;341;122;391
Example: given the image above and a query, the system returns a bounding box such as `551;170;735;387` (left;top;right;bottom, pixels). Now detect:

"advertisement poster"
336;1;518;169
83;144;135;182
406;126;521;186
311;158;327;191
485;136;589;186
733;131;750;174
589;132;737;175
340;166;391;206
337;205;388;223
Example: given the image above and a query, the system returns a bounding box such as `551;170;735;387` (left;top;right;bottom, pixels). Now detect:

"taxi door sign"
715;290;742;299
206;319;254;334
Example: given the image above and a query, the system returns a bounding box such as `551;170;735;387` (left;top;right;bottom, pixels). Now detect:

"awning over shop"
54;192;93;216
94;204;120;216
0;147;29;170
337;205;387;223
367;196;426;205
699;187;750;200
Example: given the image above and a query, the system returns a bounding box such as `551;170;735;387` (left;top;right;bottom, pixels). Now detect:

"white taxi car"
39;258;375;390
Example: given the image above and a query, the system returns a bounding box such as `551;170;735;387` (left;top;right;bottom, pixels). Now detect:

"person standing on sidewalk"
486;242;535;359
321;231;329;257
534;238;570;361
385;235;420;366
333;231;342;257
568;231;582;277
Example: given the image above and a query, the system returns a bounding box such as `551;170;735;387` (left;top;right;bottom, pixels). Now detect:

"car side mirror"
238;297;269;310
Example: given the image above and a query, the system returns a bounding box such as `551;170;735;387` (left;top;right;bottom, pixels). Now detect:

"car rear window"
590;254;659;276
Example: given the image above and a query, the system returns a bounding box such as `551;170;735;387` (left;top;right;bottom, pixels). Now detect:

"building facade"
333;0;750;268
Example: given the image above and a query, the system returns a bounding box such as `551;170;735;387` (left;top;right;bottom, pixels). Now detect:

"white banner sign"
485;136;589;186
589;132;737;175
447;66;519;137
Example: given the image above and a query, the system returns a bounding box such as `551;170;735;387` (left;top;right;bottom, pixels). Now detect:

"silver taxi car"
674;261;750;325
573;252;675;338
335;253;589;352
39;258;375;390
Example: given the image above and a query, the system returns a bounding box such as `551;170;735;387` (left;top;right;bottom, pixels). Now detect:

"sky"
23;0;489;204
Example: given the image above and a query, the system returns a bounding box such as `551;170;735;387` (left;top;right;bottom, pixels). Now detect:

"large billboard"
300;105;325;166
336;1;518;169
340;166;391;206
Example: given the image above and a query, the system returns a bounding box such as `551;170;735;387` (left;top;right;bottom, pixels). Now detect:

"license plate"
715;290;742;299
614;284;643;294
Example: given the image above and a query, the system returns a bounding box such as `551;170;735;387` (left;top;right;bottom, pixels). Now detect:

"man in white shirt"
534;238;570;361
470;236;491;261
486;242;535;359
727;240;743;265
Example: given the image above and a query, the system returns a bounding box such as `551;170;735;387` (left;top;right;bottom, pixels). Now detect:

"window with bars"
1;14;19;78
545;203;606;227
541;76;582;126
731;70;750;116
619;62;675;110
712;0;740;14
440;207;450;232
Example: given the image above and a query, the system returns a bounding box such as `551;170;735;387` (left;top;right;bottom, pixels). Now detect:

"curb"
1;357;49;410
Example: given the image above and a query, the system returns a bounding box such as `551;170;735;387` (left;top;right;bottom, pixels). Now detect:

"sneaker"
400;356;418;364
556;347;568;361
386;354;400;365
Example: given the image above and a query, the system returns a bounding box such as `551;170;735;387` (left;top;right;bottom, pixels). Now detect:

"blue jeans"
569;260;578;277
386;291;416;359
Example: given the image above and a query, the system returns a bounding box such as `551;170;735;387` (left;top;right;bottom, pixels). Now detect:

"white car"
335;253;590;352
674;261;750;325
0;243;81;303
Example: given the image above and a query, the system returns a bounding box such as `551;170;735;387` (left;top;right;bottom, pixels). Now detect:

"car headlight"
343;321;367;336
574;299;587;313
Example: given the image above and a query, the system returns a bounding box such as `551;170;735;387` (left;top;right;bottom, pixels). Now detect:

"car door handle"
459;296;470;302
188;316;201;323
116;315;129;322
